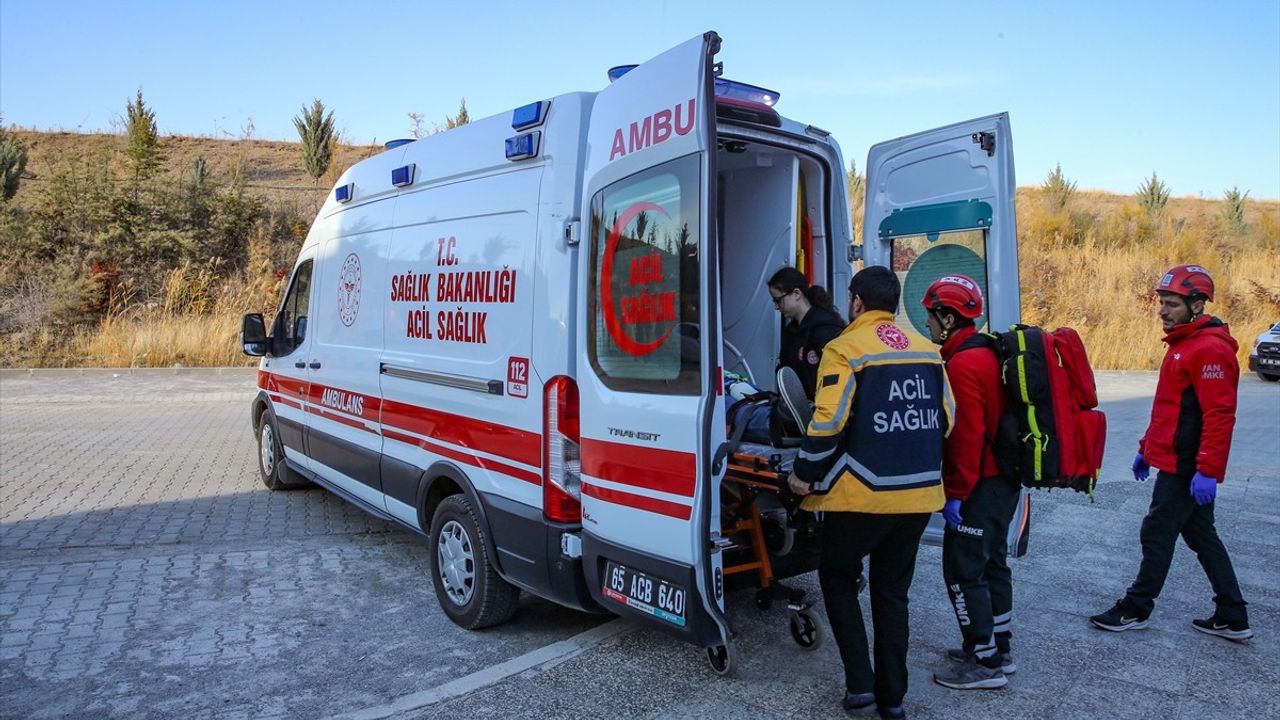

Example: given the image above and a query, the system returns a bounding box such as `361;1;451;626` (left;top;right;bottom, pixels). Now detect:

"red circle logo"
876;322;910;350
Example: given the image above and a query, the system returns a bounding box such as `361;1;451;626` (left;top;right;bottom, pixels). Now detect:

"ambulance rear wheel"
706;641;737;676
789;611;821;650
257;410;306;491
428;494;519;629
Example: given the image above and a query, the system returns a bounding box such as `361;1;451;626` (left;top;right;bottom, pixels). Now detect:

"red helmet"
1156;264;1214;302
921;274;984;320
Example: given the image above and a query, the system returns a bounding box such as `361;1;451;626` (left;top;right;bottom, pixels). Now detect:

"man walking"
1090;264;1252;641
787;266;952;720
918;276;1020;690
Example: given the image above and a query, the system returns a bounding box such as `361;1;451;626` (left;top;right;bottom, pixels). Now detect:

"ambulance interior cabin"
716;125;836;400
711;102;837;593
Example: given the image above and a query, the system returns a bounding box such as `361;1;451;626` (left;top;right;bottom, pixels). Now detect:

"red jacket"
940;326;1006;500
1139;316;1239;481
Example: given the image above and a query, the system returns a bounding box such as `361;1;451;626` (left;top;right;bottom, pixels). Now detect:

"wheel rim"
259;421;276;476
437;520;476;606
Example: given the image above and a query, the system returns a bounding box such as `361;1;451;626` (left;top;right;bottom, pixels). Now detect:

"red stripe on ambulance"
382;429;541;486
381;398;541;468
582;482;691;521
580;438;695;497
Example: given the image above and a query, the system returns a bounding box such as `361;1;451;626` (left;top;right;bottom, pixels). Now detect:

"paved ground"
0;369;1277;719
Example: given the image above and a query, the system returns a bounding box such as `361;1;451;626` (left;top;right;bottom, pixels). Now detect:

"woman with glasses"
768;267;846;402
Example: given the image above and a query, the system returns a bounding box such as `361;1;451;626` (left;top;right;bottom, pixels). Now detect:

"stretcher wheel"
706;641;737;676
789;611;821;650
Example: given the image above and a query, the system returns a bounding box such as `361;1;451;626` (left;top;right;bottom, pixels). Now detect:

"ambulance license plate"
602;562;686;627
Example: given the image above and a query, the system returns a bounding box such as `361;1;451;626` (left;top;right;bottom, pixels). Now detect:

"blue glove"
1132;453;1150;481
943;499;963;527
1191;472;1217;506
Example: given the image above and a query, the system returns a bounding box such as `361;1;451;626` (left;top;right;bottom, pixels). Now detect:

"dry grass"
5;130;1278;370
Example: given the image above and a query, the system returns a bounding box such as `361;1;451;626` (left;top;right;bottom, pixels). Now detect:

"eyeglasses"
770;291;789;307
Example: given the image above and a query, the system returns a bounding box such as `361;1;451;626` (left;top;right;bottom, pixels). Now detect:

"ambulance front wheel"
257;410;307;491
428;494;519;630
706;641;737;676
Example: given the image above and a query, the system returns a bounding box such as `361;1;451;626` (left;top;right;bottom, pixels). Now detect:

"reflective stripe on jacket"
796;310;952;514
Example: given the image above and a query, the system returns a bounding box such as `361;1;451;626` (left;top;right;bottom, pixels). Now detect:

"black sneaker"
842;691;875;716
877;706;906;720
946;647;1016;674
1192;614;1253;642
1090;600;1149;632
933;657;1008;689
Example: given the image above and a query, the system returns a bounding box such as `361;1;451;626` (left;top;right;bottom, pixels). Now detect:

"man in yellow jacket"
787;266;952;720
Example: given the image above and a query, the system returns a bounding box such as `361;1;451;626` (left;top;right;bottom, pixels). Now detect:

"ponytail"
768;266;845;323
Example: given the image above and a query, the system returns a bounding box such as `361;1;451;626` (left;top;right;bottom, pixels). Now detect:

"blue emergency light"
607;65;637;82
505;131;541;161
391;164;415;187
384;138;414;150
714;78;779;107
512;101;549;131
607;64;780;107
334;183;353;203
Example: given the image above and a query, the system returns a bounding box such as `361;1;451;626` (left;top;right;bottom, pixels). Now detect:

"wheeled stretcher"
708;440;824;674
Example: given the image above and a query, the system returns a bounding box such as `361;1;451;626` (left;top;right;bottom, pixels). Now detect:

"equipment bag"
960;325;1106;496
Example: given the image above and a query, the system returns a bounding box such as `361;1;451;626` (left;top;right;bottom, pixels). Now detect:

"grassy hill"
1;129;1277;370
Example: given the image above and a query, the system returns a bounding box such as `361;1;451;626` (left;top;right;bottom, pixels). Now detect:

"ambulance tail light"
544;376;581;523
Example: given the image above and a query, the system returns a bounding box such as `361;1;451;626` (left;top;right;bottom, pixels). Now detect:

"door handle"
295;361;306;369
309;361;322;369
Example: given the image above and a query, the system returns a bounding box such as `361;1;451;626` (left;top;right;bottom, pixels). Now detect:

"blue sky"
3;0;1278;198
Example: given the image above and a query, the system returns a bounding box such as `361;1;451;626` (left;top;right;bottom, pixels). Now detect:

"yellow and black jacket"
796;310;952;514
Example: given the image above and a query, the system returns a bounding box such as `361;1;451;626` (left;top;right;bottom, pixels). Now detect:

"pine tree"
1136;172;1170;217
1221;186;1248;233
0;122;28;201
1043;163;1077;212
124;88;162;182
293;99;336;185
446;98;471;129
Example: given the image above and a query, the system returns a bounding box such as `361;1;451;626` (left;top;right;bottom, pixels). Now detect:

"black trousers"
942;475;1020;662
1125;470;1248;624
818;511;931;708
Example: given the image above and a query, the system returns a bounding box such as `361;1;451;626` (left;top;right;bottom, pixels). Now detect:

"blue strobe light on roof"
512;101;549;131
607;65;637;82
334;183;353;203
505;131;541;161
384;138;414;150
391;164;415;187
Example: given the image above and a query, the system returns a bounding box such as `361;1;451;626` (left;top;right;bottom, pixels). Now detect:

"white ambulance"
241;31;1028;671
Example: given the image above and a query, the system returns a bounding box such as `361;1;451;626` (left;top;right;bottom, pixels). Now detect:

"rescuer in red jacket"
1091;264;1252;641
920;275;1020;690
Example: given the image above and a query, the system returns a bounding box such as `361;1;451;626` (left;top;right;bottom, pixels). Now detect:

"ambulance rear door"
862;112;1031;554
576;31;730;649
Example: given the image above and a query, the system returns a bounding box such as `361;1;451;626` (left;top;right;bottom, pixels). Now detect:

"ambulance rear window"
891;228;988;337
587;154;701;394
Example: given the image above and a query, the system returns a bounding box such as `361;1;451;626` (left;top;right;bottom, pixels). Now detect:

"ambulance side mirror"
241;313;269;357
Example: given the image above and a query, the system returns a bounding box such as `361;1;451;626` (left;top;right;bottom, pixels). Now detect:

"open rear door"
577;32;730;649
862;113;1030;553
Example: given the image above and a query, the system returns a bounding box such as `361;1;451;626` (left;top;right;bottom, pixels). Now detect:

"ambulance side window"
274;259;314;356
587;154;701;395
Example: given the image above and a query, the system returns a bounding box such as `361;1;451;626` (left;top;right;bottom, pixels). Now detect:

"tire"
1257;371;1280;383
706;641;737;677
428;494;519;629
257;410;307;491
789;611;822;650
